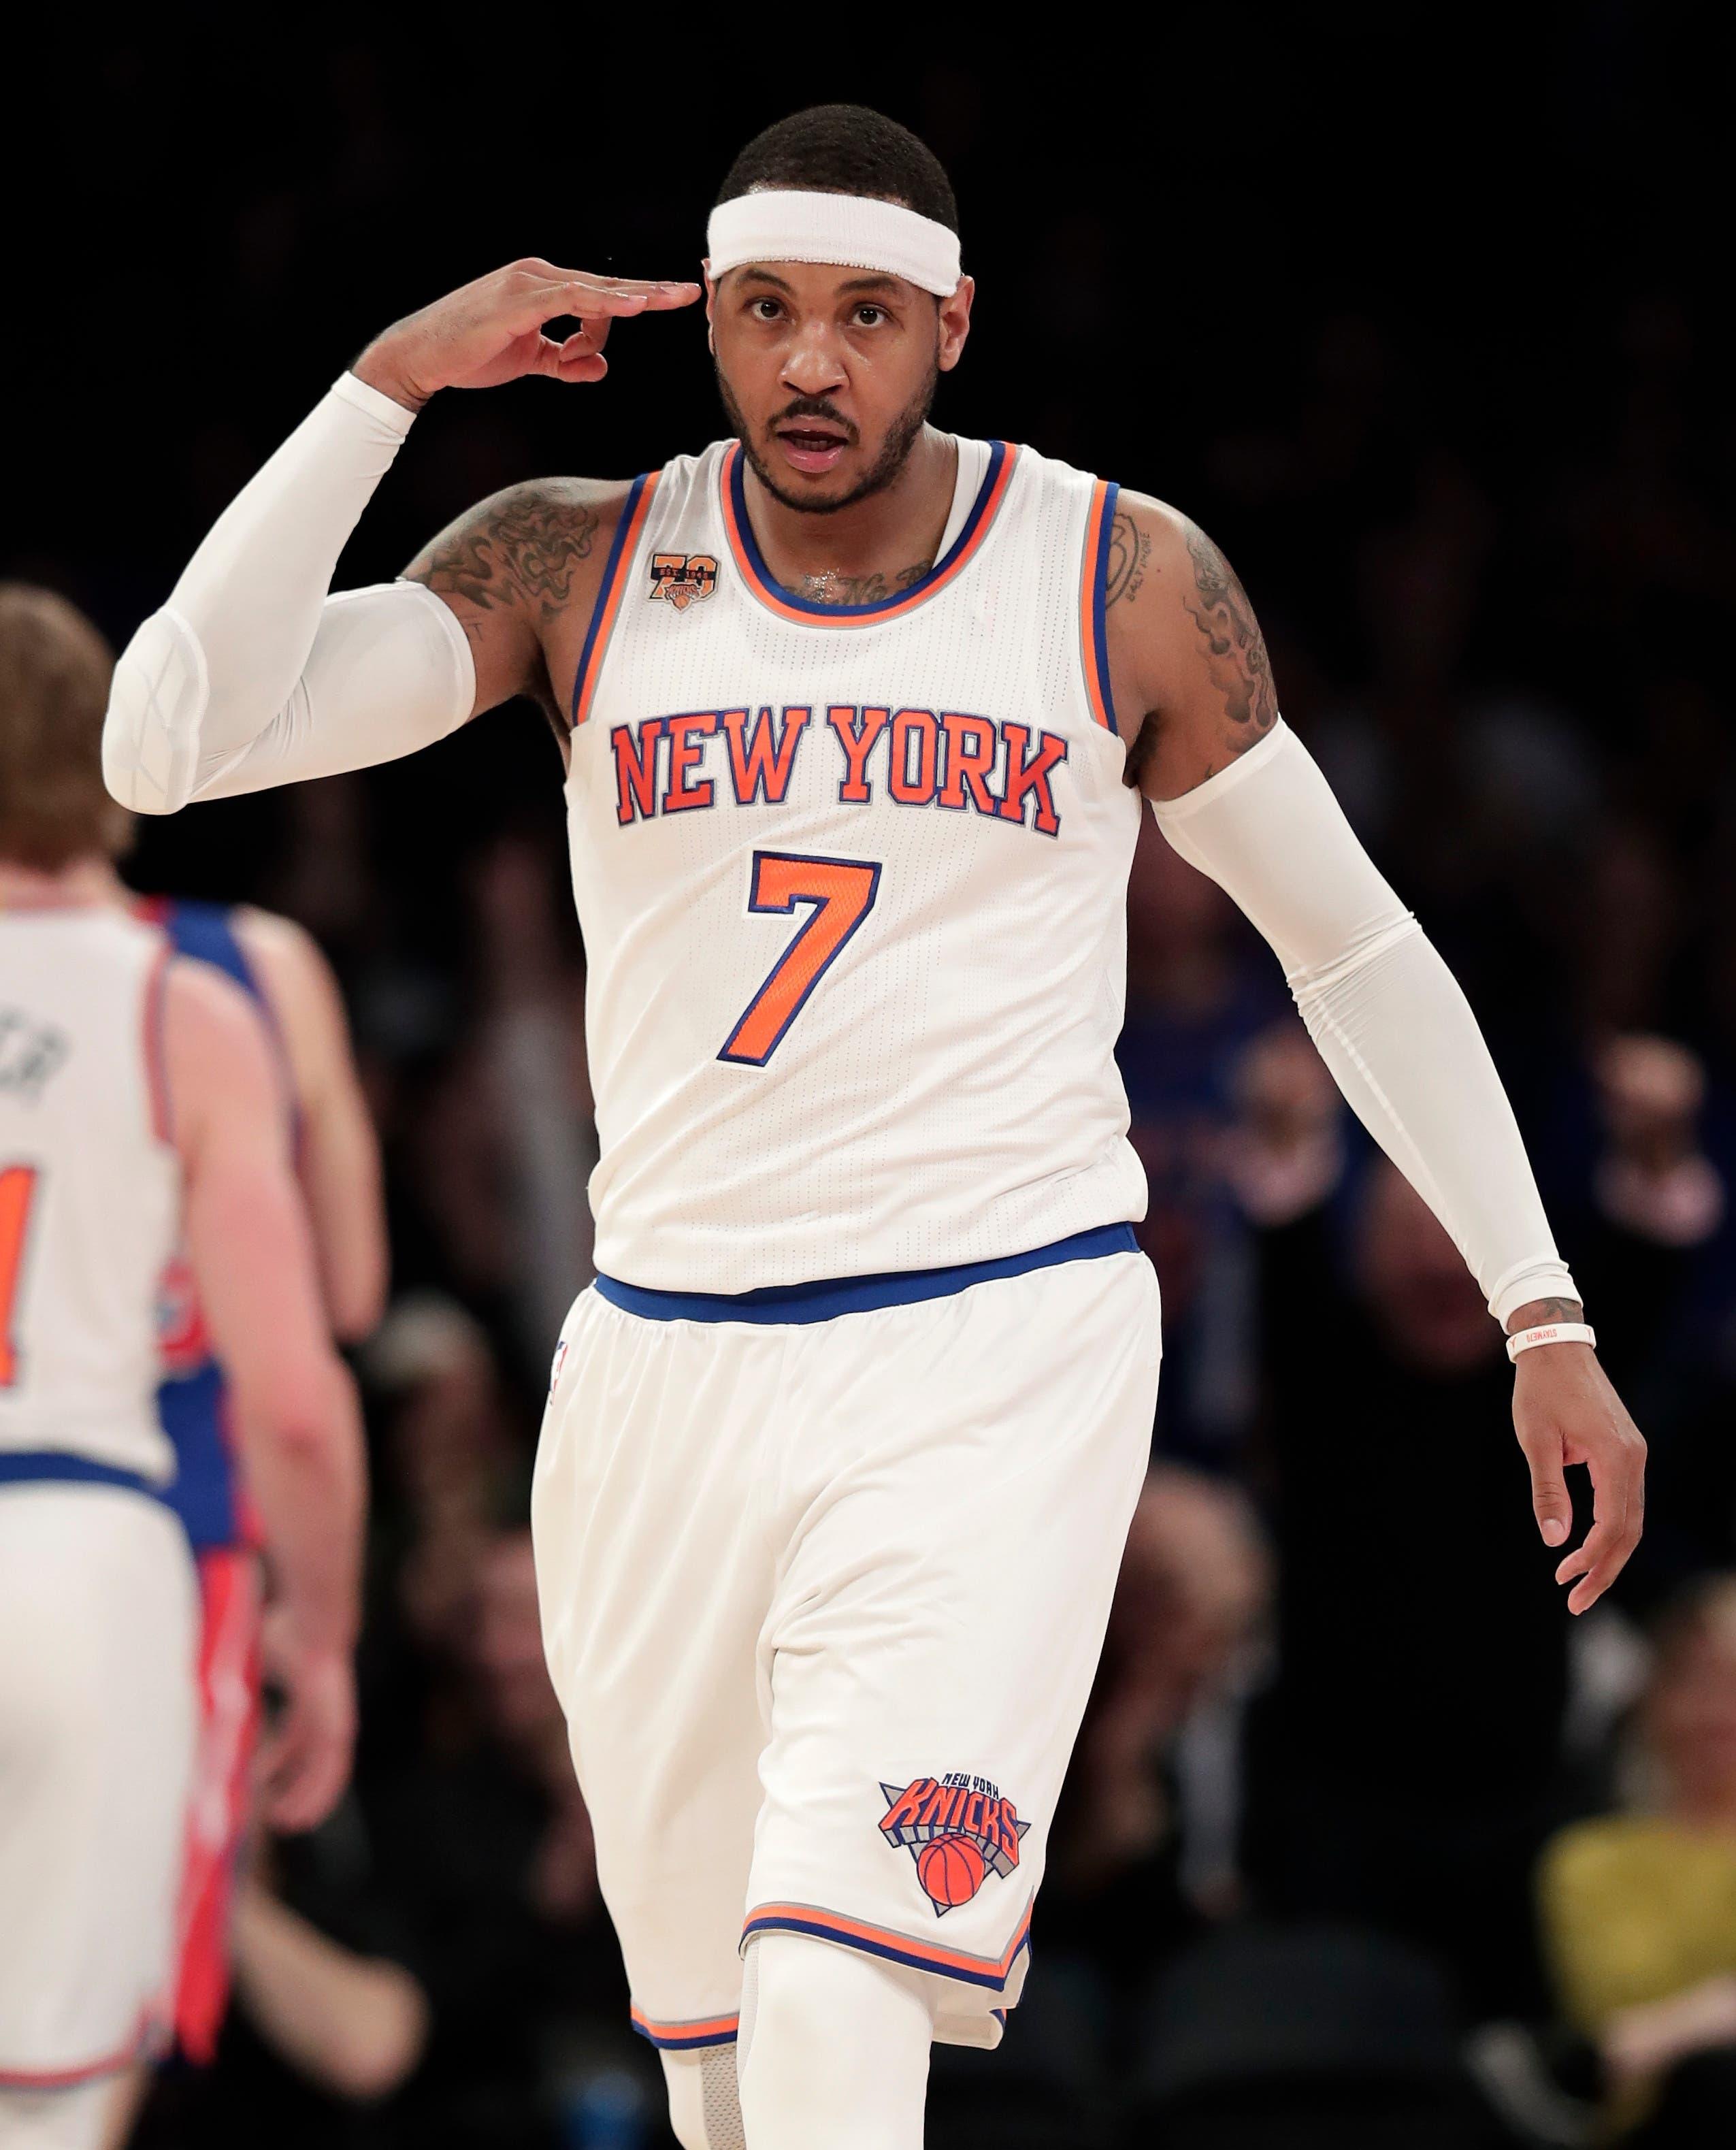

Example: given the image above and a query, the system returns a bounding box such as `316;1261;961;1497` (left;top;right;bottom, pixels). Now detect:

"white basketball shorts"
0;1481;197;2087
531;1226;1161;2057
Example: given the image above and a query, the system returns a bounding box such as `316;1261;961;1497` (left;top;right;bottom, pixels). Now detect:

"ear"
936;274;974;374
703;262;718;357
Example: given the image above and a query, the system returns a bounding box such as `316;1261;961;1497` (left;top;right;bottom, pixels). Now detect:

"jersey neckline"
719;438;1017;628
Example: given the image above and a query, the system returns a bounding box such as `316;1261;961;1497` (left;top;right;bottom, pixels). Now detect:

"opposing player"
135;895;386;2068
103;105;1646;2149
0;586;365;2150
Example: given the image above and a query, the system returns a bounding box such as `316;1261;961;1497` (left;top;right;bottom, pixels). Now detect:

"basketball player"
134;896;385;2068
0;587;365;2150
102;105;1646;2150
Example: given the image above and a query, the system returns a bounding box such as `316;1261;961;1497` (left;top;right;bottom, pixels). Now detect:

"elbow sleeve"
104;606;210;814
107;581;473;812
1149;721;1576;1321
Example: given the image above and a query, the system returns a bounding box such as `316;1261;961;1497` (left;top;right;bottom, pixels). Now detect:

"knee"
738;1934;932;2149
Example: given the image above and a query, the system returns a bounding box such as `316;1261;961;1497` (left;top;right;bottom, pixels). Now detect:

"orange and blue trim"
719;440;1017;627
629;2004;740;2051
1079;477;1121;736
570;472;661;729
740;1900;1033;1993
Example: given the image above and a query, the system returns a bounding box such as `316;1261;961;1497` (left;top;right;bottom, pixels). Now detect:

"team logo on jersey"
879;1772;1029;1916
647;552;719;610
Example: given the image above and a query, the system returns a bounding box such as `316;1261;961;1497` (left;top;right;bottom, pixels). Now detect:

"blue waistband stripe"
594;1223;1139;1325
0;1452;161;1499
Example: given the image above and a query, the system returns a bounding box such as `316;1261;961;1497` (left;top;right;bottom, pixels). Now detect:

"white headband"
705;189;962;297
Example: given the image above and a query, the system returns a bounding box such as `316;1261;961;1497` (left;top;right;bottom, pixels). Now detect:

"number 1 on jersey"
719;852;882;1067
0;1165;40;1388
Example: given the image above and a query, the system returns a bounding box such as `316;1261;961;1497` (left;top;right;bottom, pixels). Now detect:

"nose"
780;321;848;400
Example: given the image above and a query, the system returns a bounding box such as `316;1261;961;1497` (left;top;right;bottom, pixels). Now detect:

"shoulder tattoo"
406;484;600;627
1179;521;1278;738
1104;510;1151;608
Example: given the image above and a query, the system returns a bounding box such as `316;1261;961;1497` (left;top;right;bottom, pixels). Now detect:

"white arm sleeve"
1149;719;1577;1322
103;373;474;813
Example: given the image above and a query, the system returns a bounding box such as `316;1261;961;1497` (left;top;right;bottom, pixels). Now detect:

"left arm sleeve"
1149;719;1577;1322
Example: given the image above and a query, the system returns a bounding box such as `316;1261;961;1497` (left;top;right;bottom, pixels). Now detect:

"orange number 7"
719;851;882;1067
0;1164;40;1389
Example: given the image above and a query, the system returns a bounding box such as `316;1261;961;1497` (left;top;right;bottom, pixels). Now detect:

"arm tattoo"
789;559;931;608
1104;510;1151;608
1507;1296;1586;1331
406;483;600;628
1180;522;1279;738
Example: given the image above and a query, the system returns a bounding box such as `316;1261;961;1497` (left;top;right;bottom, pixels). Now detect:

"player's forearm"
103;375;465;812
1151;721;1576;1322
235;1354;367;1654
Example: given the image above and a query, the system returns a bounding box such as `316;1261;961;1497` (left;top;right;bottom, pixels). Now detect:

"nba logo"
648;553;719;610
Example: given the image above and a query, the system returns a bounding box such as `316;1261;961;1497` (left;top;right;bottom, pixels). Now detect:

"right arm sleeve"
103;372;474;813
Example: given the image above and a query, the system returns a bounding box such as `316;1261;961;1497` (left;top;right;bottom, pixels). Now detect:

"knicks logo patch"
648;553;718;610
879;1772;1030;1917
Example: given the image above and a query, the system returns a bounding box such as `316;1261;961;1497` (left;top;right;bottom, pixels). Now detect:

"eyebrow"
732;267;795;293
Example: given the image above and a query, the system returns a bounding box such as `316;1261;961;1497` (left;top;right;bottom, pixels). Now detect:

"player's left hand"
258;1608;358;1831
1511;1343;1646;1614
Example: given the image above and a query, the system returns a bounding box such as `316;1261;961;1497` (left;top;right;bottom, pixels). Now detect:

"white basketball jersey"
565;435;1147;1293
0;910;180;1478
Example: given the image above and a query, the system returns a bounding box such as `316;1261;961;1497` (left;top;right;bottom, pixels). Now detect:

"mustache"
770;397;858;444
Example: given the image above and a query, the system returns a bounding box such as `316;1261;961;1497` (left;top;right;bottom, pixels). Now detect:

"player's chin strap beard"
715;362;938;517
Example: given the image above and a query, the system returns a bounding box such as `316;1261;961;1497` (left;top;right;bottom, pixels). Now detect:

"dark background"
9;12;1736;2147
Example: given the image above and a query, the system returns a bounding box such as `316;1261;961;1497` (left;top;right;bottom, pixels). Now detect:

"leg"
531;1293;779;2124
661;2047;746;2150
736;1935;931;2150
748;1251;1162;2055
0;1491;196;2106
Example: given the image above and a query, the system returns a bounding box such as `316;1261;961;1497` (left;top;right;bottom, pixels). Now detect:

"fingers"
1553;1437;1646;1616
505;265;701;327
259;1709;352;1832
532;333;608;385
1518;1422;1573;1549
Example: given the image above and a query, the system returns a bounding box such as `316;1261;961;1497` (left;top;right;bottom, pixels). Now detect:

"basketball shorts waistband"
593;1222;1140;1325
0;1450;162;1500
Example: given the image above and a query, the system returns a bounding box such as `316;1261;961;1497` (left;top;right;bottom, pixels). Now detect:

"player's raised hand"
354;259;702;411
1511;1338;1646;1615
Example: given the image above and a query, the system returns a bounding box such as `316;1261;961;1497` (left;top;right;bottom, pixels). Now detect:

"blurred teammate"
134;896;385;2067
0;587;365;2150
106;103;1648;2150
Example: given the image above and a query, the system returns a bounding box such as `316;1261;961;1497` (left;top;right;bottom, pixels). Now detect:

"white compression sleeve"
1149;720;1578;1324
104;374;473;813
187;582;472;801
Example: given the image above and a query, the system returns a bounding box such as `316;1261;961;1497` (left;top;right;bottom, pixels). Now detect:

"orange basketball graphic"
917;1836;986;1909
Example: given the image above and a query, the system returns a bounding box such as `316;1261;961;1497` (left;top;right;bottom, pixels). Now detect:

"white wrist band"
705;189;962;295
1506;1322;1596;1361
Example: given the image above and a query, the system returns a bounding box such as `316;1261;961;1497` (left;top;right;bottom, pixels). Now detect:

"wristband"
1506;1322;1596;1362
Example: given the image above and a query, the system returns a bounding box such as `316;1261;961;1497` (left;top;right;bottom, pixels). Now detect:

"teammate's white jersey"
0;909;180;1480
566;434;1147;1293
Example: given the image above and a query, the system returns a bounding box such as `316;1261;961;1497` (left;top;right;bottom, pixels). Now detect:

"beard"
715;359;940;515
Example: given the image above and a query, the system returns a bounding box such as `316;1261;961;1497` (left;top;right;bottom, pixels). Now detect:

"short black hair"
717;105;958;235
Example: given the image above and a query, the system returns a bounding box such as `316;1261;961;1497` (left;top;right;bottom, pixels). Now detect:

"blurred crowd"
15;31;1733;2150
